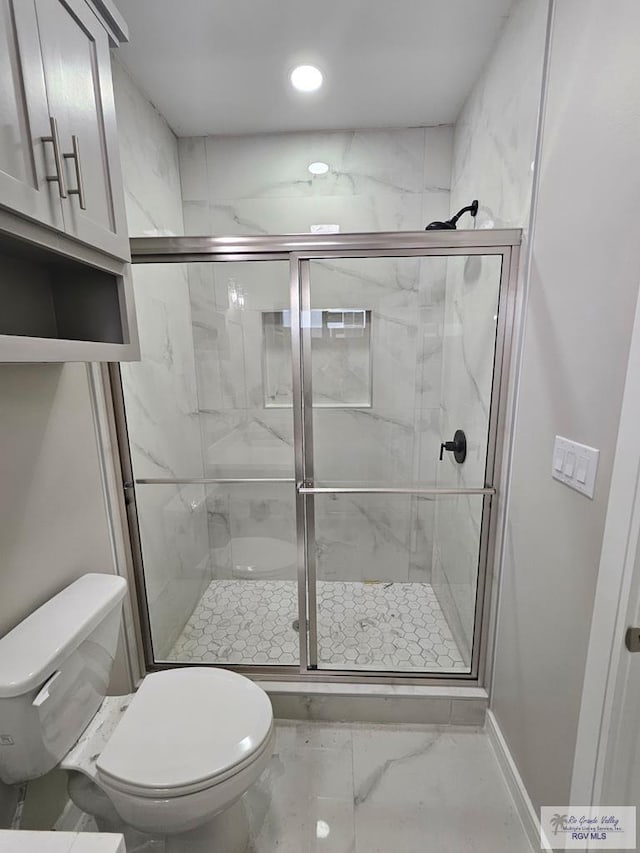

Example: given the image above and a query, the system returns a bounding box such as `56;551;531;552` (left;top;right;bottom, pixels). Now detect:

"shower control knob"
439;429;467;464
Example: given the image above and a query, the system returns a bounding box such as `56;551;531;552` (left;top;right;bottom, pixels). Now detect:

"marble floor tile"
248;722;531;853
351;726;533;853
308;798;355;853
247;723;356;853
169;580;467;673
68;721;531;853
272;722;354;801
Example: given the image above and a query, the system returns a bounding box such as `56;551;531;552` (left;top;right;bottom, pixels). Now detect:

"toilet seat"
95;668;273;799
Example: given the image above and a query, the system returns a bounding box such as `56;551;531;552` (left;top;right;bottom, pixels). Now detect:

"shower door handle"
296;483;494;496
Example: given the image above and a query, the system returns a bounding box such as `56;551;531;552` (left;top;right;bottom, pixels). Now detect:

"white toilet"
0;574;274;845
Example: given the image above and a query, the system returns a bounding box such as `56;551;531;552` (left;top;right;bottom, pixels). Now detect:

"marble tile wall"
178;128;454;584
179;128;452;235
432;0;548;659
112;60;210;657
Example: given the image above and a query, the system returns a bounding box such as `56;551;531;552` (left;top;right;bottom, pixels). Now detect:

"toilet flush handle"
32;670;62;708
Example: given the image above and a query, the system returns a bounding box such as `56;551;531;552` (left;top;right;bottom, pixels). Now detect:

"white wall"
0;365;115;633
112;59;210;658
0;363;124;824
491;0;640;810
435;0;549;657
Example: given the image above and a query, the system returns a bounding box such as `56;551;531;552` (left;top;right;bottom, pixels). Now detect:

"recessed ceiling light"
308;161;329;175
290;65;323;92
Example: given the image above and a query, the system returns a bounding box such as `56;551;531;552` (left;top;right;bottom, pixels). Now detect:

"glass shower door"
297;252;506;675
120;259;302;667
119;231;519;679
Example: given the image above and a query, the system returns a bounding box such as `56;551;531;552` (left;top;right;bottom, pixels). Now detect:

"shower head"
425;199;478;231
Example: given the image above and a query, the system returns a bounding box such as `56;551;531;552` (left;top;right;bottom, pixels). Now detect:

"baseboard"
486;709;552;852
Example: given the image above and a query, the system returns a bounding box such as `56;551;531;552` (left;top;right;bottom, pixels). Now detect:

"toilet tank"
0;574;127;785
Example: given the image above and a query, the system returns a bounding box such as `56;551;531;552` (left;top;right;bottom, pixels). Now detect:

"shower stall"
113;228;520;682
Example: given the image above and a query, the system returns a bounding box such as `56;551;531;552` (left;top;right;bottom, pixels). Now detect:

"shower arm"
449;200;479;226
425;199;479;231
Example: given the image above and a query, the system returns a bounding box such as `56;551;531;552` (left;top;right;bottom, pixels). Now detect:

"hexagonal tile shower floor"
169;580;467;673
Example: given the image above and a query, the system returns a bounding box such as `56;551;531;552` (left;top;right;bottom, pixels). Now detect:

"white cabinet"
0;0;64;230
33;0;129;260
0;0;129;260
0;0;139;361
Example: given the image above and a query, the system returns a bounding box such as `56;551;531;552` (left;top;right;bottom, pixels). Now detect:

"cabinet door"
34;0;129;260
0;0;64;229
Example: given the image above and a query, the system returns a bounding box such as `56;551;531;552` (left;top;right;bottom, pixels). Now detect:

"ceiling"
114;0;515;137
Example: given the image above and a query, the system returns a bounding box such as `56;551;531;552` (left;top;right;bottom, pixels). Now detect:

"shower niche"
262;309;372;408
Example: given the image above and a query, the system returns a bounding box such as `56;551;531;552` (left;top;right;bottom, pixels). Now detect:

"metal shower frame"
110;228;521;686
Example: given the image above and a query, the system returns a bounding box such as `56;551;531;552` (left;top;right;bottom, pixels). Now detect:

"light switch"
552;436;599;498
553;447;565;472
576;456;588;484
563;451;576;477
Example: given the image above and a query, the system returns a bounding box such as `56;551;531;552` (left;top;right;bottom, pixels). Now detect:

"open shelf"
0;229;139;362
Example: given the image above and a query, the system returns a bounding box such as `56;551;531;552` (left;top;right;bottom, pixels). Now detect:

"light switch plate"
552;435;599;499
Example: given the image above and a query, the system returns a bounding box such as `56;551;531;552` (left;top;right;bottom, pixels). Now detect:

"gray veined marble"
350;725;532;853
186;128;442;203
353;731;441;805
72;721;532;852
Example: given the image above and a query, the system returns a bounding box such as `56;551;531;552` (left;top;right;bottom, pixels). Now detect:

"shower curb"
259;681;488;726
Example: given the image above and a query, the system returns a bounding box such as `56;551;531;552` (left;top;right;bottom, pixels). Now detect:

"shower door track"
110;229;521;687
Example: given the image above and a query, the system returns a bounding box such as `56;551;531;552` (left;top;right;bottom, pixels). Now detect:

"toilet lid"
95;668;273;797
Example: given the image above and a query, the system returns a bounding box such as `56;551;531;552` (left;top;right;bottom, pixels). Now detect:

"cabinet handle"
42;116;67;198
64;135;86;210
